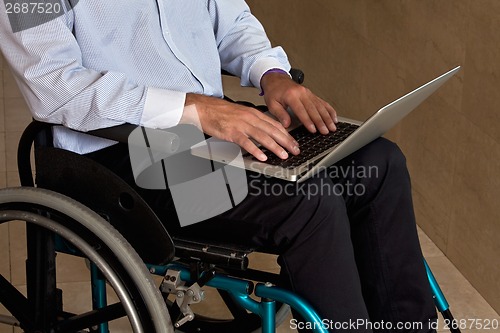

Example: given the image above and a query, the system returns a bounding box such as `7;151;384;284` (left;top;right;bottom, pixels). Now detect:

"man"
0;0;437;331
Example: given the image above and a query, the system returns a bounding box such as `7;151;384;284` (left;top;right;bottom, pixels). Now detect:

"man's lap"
84;137;405;247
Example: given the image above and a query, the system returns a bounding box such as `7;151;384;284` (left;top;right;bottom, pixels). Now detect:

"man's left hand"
260;72;338;134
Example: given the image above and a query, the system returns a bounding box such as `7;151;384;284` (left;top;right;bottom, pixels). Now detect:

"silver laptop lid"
298;66;461;182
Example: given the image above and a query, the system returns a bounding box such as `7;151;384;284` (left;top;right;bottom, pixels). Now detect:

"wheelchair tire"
0;187;173;333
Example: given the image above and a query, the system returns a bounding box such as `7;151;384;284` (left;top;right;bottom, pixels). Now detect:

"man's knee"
364;138;406;169
276;176;352;250
345;138;408;182
331;138;410;203
292;176;347;223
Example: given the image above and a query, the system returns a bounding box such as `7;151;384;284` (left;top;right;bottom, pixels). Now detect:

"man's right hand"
180;93;300;162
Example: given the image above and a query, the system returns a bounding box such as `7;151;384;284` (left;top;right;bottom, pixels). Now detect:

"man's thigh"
178;172;348;251
85;138;405;248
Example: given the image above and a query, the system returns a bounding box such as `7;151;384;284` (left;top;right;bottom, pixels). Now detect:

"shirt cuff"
249;58;291;90
141;87;186;129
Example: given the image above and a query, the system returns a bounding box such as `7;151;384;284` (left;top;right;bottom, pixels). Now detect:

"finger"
254;111;299;152
300;97;329;134
267;100;292;128
316;100;337;132
246;127;290;159
287;99;316;133
237;111;297;158
248;120;300;157
233;133;268;161
253;108;291;138
325;102;338;123
261;121;300;156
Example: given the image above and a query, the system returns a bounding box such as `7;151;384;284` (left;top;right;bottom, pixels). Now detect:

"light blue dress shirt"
0;0;290;153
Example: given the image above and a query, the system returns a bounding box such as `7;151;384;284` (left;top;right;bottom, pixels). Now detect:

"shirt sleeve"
208;0;292;89
141;87;186;129
0;6;185;132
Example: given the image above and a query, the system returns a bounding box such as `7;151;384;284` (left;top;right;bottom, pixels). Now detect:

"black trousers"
86;137;437;332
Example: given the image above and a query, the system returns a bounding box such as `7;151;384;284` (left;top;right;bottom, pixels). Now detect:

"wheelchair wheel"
0;187;173;333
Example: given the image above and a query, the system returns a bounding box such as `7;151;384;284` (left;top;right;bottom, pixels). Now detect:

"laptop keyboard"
250;122;359;169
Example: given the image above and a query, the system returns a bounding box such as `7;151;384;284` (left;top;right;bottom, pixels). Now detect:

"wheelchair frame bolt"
170;276;176;282
176;291;183;298
265;282;273;287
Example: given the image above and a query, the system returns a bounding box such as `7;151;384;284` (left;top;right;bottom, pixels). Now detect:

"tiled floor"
1;76;499;333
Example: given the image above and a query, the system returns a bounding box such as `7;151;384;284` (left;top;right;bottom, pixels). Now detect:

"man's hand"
261;72;338;134
180;93;300;162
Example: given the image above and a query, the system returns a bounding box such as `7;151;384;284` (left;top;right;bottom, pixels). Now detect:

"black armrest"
222;68;305;84
18;121;142;186
87;123;139;143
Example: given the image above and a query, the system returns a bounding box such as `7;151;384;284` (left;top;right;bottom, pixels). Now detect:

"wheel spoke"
0;274;35;331
54;303;126;333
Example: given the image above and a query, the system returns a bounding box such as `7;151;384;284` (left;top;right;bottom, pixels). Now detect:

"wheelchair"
0;69;461;333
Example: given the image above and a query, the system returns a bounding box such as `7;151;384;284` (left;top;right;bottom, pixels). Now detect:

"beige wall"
247;0;500;314
0;53;32;189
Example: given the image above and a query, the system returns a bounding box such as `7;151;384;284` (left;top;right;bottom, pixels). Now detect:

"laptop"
191;66;460;183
